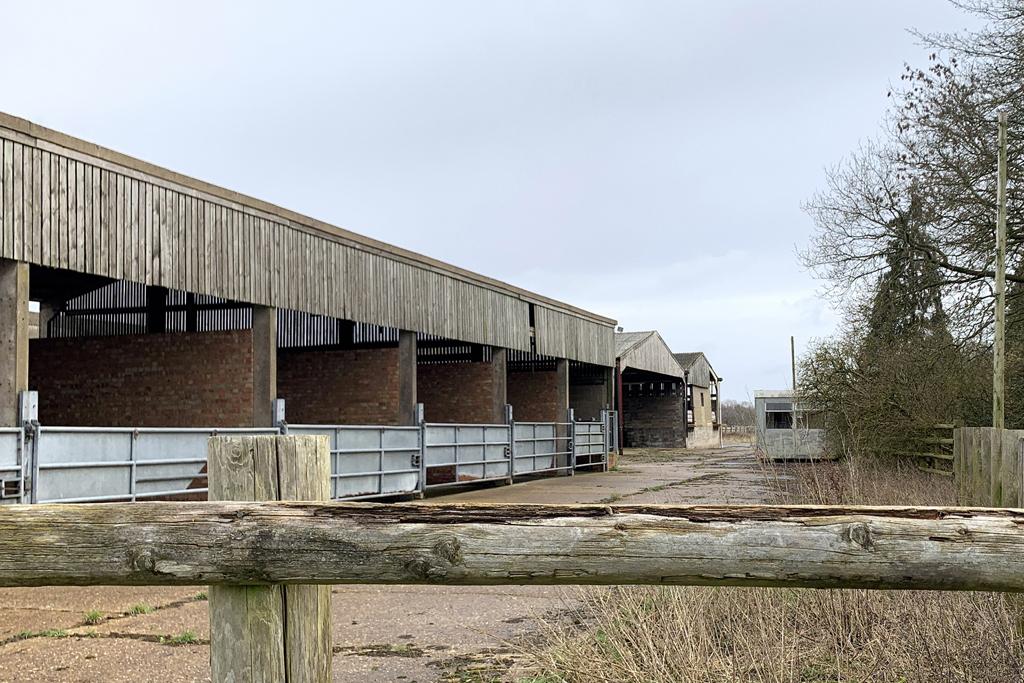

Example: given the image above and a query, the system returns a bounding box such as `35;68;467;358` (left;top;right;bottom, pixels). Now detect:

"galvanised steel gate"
511;422;572;476
604;409;620;455
28;426;279;503
573;420;608;470
0;428;25;504
9;404;614;504
422;423;512;489
287;424;421;499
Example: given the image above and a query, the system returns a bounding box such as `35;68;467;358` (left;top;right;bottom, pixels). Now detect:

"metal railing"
573;420;608;470
512;422;572;476
288;424;421;499
28;426;279;504
8;402;618;504
422;423;512;489
0;428;25;503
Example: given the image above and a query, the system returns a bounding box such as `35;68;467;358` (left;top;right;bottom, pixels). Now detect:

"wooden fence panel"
954;427;1024;507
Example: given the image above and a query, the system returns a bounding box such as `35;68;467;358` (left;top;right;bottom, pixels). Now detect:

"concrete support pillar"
615;360;625;452
398;330;417;425
251;306;277;427
603;366;614;411
146;286;168;334
0;260;29;426
555;358;570;415
491;348;507;423
37;302;55;339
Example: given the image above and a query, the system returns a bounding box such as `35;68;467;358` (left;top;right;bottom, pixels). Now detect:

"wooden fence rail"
901;423;955;476
6;434;1024;682
2;501;1024;592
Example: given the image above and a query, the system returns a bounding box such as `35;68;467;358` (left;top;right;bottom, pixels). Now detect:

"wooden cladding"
615;331;684;379
0;121;614;366
534;305;614;369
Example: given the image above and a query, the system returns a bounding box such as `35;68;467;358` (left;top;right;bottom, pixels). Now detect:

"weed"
13;629;70;640
164;630;199;646
128;603;154;615
83;610;103;625
527;459;1024;683
194;591;208;601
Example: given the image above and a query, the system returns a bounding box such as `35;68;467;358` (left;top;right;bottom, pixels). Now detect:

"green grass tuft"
164;630;199;646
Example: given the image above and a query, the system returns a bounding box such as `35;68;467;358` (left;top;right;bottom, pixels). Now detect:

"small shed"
753;390;825;460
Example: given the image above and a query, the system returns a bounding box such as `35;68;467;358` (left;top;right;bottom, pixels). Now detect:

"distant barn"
673;352;723;449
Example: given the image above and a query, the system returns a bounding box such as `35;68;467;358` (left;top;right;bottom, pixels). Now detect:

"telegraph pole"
790;336;797;391
994;110;1008;429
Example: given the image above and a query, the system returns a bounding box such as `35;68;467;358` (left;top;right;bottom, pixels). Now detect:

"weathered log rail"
2;501;1024;592
8;434;1023;682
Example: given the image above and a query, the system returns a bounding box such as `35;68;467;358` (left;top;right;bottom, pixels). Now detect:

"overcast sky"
1;1;983;400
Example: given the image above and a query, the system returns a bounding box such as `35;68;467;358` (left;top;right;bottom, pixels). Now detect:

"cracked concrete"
0;445;772;682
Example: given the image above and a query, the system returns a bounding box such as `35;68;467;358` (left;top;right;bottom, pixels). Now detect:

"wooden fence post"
208;435;332;683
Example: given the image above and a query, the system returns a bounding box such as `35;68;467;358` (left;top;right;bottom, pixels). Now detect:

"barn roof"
0;111;617;366
614;331;685;379
672;351;721;387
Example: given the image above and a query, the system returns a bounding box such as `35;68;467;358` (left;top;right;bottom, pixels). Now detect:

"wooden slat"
1;141;10;259
40;151;51;266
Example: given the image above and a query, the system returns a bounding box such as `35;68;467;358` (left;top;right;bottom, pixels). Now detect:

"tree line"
800;1;1021;457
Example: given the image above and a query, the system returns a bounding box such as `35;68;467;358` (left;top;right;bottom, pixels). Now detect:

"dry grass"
525;459;1024;683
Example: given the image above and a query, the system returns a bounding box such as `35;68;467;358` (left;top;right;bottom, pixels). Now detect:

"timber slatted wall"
0;116;615;366
617;332;684;379
954;427;1023;507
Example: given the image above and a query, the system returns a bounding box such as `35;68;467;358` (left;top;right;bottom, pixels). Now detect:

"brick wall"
277;347;401;425
623;384;686;447
570;382;606;422
507;369;565;423
30;330;255;427
418;359;505;424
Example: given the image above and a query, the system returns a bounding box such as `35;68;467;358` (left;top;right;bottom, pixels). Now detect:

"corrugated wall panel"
0;125;615;364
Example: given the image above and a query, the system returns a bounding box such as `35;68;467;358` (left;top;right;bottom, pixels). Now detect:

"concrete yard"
0;445;773;682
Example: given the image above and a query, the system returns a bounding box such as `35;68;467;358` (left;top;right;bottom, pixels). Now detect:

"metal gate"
0;428;25;504
287;424;421;499
28;426;278;503
573;421;607;471
423;423;512;488
604;409;620;454
512;422;572;476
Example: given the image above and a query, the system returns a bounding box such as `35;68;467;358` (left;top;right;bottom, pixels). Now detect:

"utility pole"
994;110;1008;430
790;336;797;392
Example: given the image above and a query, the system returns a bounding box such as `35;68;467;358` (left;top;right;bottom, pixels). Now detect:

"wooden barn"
614;331;687;448
0;111;622;501
673;352;723;448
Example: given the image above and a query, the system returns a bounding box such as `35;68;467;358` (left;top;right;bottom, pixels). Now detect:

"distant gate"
573;420;608;470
